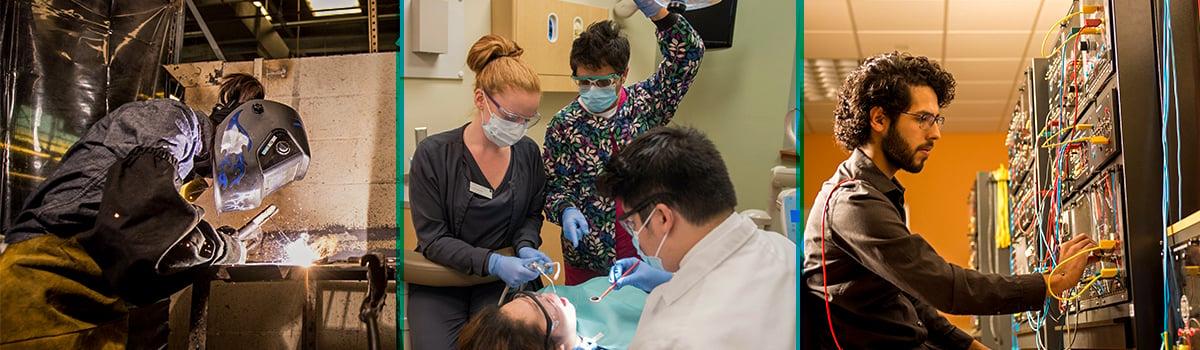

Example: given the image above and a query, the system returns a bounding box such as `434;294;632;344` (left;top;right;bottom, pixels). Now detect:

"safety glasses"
485;92;542;126
571;73;623;88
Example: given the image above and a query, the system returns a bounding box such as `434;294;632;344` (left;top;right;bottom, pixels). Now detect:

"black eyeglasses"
485;92;542;126
506;291;558;350
899;111;945;130
617;194;669;234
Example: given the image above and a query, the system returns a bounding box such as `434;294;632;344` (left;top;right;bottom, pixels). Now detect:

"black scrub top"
461;148;514;245
410;124;546;277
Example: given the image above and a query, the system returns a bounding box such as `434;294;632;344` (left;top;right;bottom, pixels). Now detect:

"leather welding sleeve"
513;142;546;253
909;294;975;350
828;184;1047;315
410;140;493;276
75;146;241;306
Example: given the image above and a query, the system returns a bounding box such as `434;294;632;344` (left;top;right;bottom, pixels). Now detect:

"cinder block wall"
165;52;398;261
164;53;400;350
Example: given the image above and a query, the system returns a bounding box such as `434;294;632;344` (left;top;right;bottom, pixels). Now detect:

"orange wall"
803;132;1009;330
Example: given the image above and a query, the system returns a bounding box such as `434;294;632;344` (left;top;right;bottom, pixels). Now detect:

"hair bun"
467;34;525;74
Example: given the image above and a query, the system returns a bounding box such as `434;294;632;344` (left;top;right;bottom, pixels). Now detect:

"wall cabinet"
492;0;610;92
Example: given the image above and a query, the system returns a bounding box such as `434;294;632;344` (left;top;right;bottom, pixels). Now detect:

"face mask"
481;100;528;147
578;85;618;113
630;209;668;270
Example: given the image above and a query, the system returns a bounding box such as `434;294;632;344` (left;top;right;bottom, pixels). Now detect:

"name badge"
469;181;493;199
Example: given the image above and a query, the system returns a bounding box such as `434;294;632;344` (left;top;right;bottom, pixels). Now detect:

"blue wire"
1160;0;1175;341
1170;21;1182;222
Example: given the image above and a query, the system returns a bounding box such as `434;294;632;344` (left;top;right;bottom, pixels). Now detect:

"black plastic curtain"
1;0;183;231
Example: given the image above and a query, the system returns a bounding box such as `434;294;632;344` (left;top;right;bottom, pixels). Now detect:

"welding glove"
562;207;589;248
518;247;552;265
609;257;672;293
488;253;541;288
214;225;253;258
217;224;263;251
77;146;242;306
633;0;666;18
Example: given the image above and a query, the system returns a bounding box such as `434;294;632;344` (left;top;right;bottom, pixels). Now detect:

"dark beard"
883;126;926;173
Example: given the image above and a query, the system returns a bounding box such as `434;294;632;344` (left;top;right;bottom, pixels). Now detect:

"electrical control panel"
1060;166;1127;310
996;1;1187;349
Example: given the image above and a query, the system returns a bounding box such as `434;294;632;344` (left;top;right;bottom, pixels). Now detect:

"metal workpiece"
178;256;398;350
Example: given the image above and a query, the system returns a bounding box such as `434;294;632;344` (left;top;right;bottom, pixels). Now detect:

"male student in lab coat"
595;126;796;349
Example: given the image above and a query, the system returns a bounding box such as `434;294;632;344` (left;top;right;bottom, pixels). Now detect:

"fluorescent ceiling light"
252;1;273;22
803;58;860;102
308;0;361;17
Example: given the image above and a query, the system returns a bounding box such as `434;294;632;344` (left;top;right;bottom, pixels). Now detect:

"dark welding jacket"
801;148;1047;350
4;100;240;305
409;124;546;277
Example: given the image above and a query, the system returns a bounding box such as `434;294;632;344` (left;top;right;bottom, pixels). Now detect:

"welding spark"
282;233;319;266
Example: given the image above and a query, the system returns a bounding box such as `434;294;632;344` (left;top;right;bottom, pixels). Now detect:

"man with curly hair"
801;51;1101;349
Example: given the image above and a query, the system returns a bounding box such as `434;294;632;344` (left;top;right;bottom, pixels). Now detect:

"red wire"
820;179;855;350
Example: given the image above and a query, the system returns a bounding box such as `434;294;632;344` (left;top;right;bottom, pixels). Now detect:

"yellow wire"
1041;11;1084;57
1042;136;1087;148
1046;246;1104;301
1040;126;1076;147
1050;273;1103;301
1048;30;1086;58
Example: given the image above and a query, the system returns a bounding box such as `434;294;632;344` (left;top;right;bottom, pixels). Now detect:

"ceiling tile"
945;32;1031;59
805;0;854;31
1036;1;1072;31
946;0;1041;31
805;31;861;58
943;101;1007;121
850;0;945;31
1027;30;1056;59
857;32;942;58
955;81;1016;101
943;58;1022;81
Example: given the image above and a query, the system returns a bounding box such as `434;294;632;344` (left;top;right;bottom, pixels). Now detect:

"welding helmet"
211;99;310;213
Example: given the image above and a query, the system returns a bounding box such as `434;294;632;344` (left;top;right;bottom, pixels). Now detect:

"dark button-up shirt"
410;124;545;277
802;149;1046;349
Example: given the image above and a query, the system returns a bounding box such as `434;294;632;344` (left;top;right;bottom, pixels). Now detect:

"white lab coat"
628;213;797;349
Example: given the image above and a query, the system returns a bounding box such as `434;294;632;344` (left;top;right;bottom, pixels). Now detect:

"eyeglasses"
485;93;542;126
617;194;668;234
899;111;945;130
507;291;559;350
571;73;622;88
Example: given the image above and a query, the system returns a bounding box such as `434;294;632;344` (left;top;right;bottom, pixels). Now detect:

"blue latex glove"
608;257;673;293
632;0;665;18
488;253;540;288
518;247;552;265
562;207;589;248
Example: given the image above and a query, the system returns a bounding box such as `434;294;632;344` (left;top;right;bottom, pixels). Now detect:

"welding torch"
234;205;278;250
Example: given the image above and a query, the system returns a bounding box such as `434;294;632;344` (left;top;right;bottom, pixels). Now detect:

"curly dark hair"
570;20;630;75
833;51;956;151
